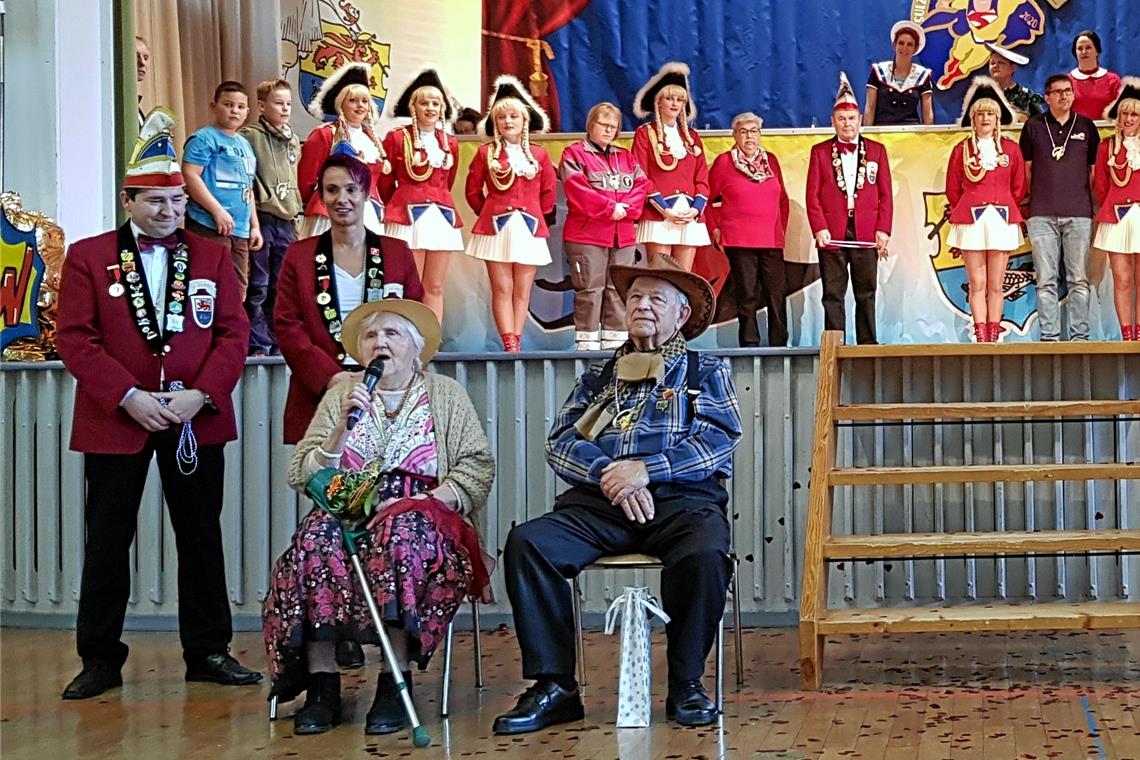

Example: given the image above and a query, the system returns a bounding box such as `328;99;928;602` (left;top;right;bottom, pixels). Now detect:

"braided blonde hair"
336;83;387;162
408;85;453;168
490;97;538;169
969;98;1004;154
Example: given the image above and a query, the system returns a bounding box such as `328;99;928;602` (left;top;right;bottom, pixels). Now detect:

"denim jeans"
1026;216;1092;340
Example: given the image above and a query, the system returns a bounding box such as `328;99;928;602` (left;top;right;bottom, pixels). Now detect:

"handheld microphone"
345;354;388;431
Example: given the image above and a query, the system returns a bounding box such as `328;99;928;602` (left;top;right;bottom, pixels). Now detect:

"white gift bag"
604;585;671;728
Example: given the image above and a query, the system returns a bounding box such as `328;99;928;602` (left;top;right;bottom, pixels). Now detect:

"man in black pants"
805;73;894;344
55;109;261;699
492;254;742;733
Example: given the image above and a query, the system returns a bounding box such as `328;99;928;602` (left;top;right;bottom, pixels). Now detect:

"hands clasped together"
600;459;654;524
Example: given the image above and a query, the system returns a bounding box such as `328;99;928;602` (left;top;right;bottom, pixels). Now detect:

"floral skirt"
262;503;474;700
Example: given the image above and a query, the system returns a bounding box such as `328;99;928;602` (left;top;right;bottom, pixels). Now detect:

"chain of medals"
118;242;189;347
313;241;385;354
1107;135;1136;188
832;139;867;198
1047;114;1077;161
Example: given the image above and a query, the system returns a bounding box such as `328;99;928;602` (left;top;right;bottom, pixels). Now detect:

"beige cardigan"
288;372;495;525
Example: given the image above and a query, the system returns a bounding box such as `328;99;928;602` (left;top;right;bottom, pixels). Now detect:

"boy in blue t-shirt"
182;80;262;310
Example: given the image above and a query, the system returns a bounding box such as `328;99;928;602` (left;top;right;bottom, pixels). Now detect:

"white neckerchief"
662;123;686;157
503;141;537;178
838;142;857;208
419;128;446;168
976;136;999;170
130;221;169;328
347;124;380;163
1124;135;1140;170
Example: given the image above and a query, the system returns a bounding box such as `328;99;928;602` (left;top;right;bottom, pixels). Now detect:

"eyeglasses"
1046;87;1074;97
734;128;761;136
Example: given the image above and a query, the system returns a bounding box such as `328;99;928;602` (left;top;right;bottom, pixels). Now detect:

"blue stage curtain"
542;0;1140;130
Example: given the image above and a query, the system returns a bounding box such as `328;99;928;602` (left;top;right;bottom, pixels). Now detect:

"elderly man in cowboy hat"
493;254;742;734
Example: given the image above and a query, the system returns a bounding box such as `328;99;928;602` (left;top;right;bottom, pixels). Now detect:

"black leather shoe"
294;672;341;735
335;640;365;669
492;680;584;735
185;653;263;685
364;671;412;735
61;663;122;700
665;680;717;726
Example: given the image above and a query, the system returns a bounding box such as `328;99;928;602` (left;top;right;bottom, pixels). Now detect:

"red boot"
1123;324;1135;341
501;333;521;352
973;323;988;343
1134;324;1140;341
988;322;1003;343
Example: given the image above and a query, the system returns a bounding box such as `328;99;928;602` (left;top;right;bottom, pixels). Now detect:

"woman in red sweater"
944;77;1026;343
463;75;556;352
381;68;464;323
630;62;710;272
706;112;790;346
1092;79;1140;340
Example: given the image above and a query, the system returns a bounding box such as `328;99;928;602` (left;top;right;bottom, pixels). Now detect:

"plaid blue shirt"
546;348;742;487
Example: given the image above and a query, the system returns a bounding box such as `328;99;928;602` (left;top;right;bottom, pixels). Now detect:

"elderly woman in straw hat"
263;299;495;736
944;76;1026;342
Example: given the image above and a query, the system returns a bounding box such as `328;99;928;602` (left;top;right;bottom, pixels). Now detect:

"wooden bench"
798;331;1140;689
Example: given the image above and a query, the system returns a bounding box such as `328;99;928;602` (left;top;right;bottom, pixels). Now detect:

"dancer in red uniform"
945;77;1026;342
631;62;710;272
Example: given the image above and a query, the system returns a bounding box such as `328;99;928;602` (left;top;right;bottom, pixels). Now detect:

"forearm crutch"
342;526;431;748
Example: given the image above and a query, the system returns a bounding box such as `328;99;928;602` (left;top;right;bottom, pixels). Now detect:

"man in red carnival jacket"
806;73;894;344
55;108;261;699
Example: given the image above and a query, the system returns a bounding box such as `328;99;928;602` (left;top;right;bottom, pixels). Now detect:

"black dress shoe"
492;680;584;735
364;671;412;735
185;653;263;685
294;672;341;735
665;680;717;726
335;640;365;669
61;663;122;700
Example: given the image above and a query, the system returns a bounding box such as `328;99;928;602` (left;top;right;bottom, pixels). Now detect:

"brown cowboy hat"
340;299;441;366
609;253;716;339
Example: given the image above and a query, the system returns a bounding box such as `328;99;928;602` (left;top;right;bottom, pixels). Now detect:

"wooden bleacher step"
835;399;1140;421
822;529;1140;559
817;602;1140;634
830;462;1138;486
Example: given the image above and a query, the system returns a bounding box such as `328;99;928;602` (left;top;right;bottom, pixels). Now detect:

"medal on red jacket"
106;264;125;297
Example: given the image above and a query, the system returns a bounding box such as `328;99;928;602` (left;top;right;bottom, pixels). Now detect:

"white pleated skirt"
635;194;712;246
382;204;464;251
1093;204;1140;254
465;211;552;265
947;205;1022;252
